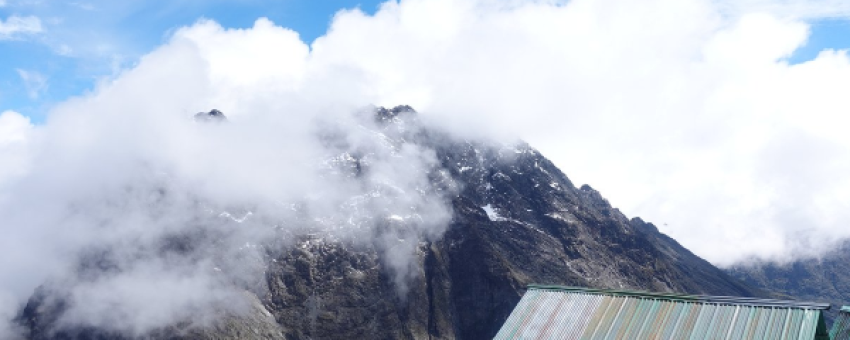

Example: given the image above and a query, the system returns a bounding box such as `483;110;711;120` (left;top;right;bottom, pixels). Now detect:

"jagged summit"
375;105;416;123
194;109;227;122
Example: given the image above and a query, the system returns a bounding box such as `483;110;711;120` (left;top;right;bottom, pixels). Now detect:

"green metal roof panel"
494;286;829;340
832;307;850;340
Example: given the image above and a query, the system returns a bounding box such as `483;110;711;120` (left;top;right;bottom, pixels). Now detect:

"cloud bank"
0;18;451;338
308;0;850;267
3;0;850;336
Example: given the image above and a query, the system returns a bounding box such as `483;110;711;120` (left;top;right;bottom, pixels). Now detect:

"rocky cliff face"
19;106;764;340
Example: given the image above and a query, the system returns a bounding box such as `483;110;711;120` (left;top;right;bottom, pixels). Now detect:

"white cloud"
70;2;96;11
0;111;33;189
0;114;34;334
4;0;850;336
0;15;43;39
15;69;48;100
719;0;850;20
0;111;31;145
55;43;73;56
306;0;850;267
0;17;450;337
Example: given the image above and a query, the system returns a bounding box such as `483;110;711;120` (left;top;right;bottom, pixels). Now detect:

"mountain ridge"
728;240;850;324
18;106;767;340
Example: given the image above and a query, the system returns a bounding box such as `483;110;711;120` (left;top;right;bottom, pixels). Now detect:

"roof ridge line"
527;284;831;310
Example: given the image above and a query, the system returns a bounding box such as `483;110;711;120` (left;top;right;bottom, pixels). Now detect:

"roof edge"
528;285;831;310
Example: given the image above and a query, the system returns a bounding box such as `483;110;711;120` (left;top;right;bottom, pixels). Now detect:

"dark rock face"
375;105;415;123
194;109;227;122
728;241;850;324
20;106;764;340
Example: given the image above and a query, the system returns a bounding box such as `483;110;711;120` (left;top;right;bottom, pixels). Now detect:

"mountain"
728;241;850;324
18;106;765;340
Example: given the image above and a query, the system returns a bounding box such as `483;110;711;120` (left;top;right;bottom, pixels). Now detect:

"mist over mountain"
12;106;766;340
3;1;850;338
3;0;850;291
728;240;850;324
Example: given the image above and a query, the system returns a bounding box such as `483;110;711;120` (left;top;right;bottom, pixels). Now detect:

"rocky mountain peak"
17;104;767;340
375;105;416;123
194;109;227;122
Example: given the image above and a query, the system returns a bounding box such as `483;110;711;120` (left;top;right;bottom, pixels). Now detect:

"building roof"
831;306;850;340
495;285;830;340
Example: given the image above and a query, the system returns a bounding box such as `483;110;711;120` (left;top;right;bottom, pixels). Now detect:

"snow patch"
219;211;253;223
547;211;577;223
482;204;506;222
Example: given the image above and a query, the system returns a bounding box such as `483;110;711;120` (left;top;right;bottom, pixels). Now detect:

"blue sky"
0;0;384;123
788;18;850;64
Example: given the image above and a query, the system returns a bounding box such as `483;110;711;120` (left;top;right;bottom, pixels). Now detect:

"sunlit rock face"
18;106;763;340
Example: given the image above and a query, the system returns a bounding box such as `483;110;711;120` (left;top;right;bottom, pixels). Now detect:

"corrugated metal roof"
831;306;850;340
495;285;830;340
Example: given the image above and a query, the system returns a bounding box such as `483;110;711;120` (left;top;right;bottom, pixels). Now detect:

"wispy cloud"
70;2;96;11
720;0;850;20
15;69;48;100
0;15;43;39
